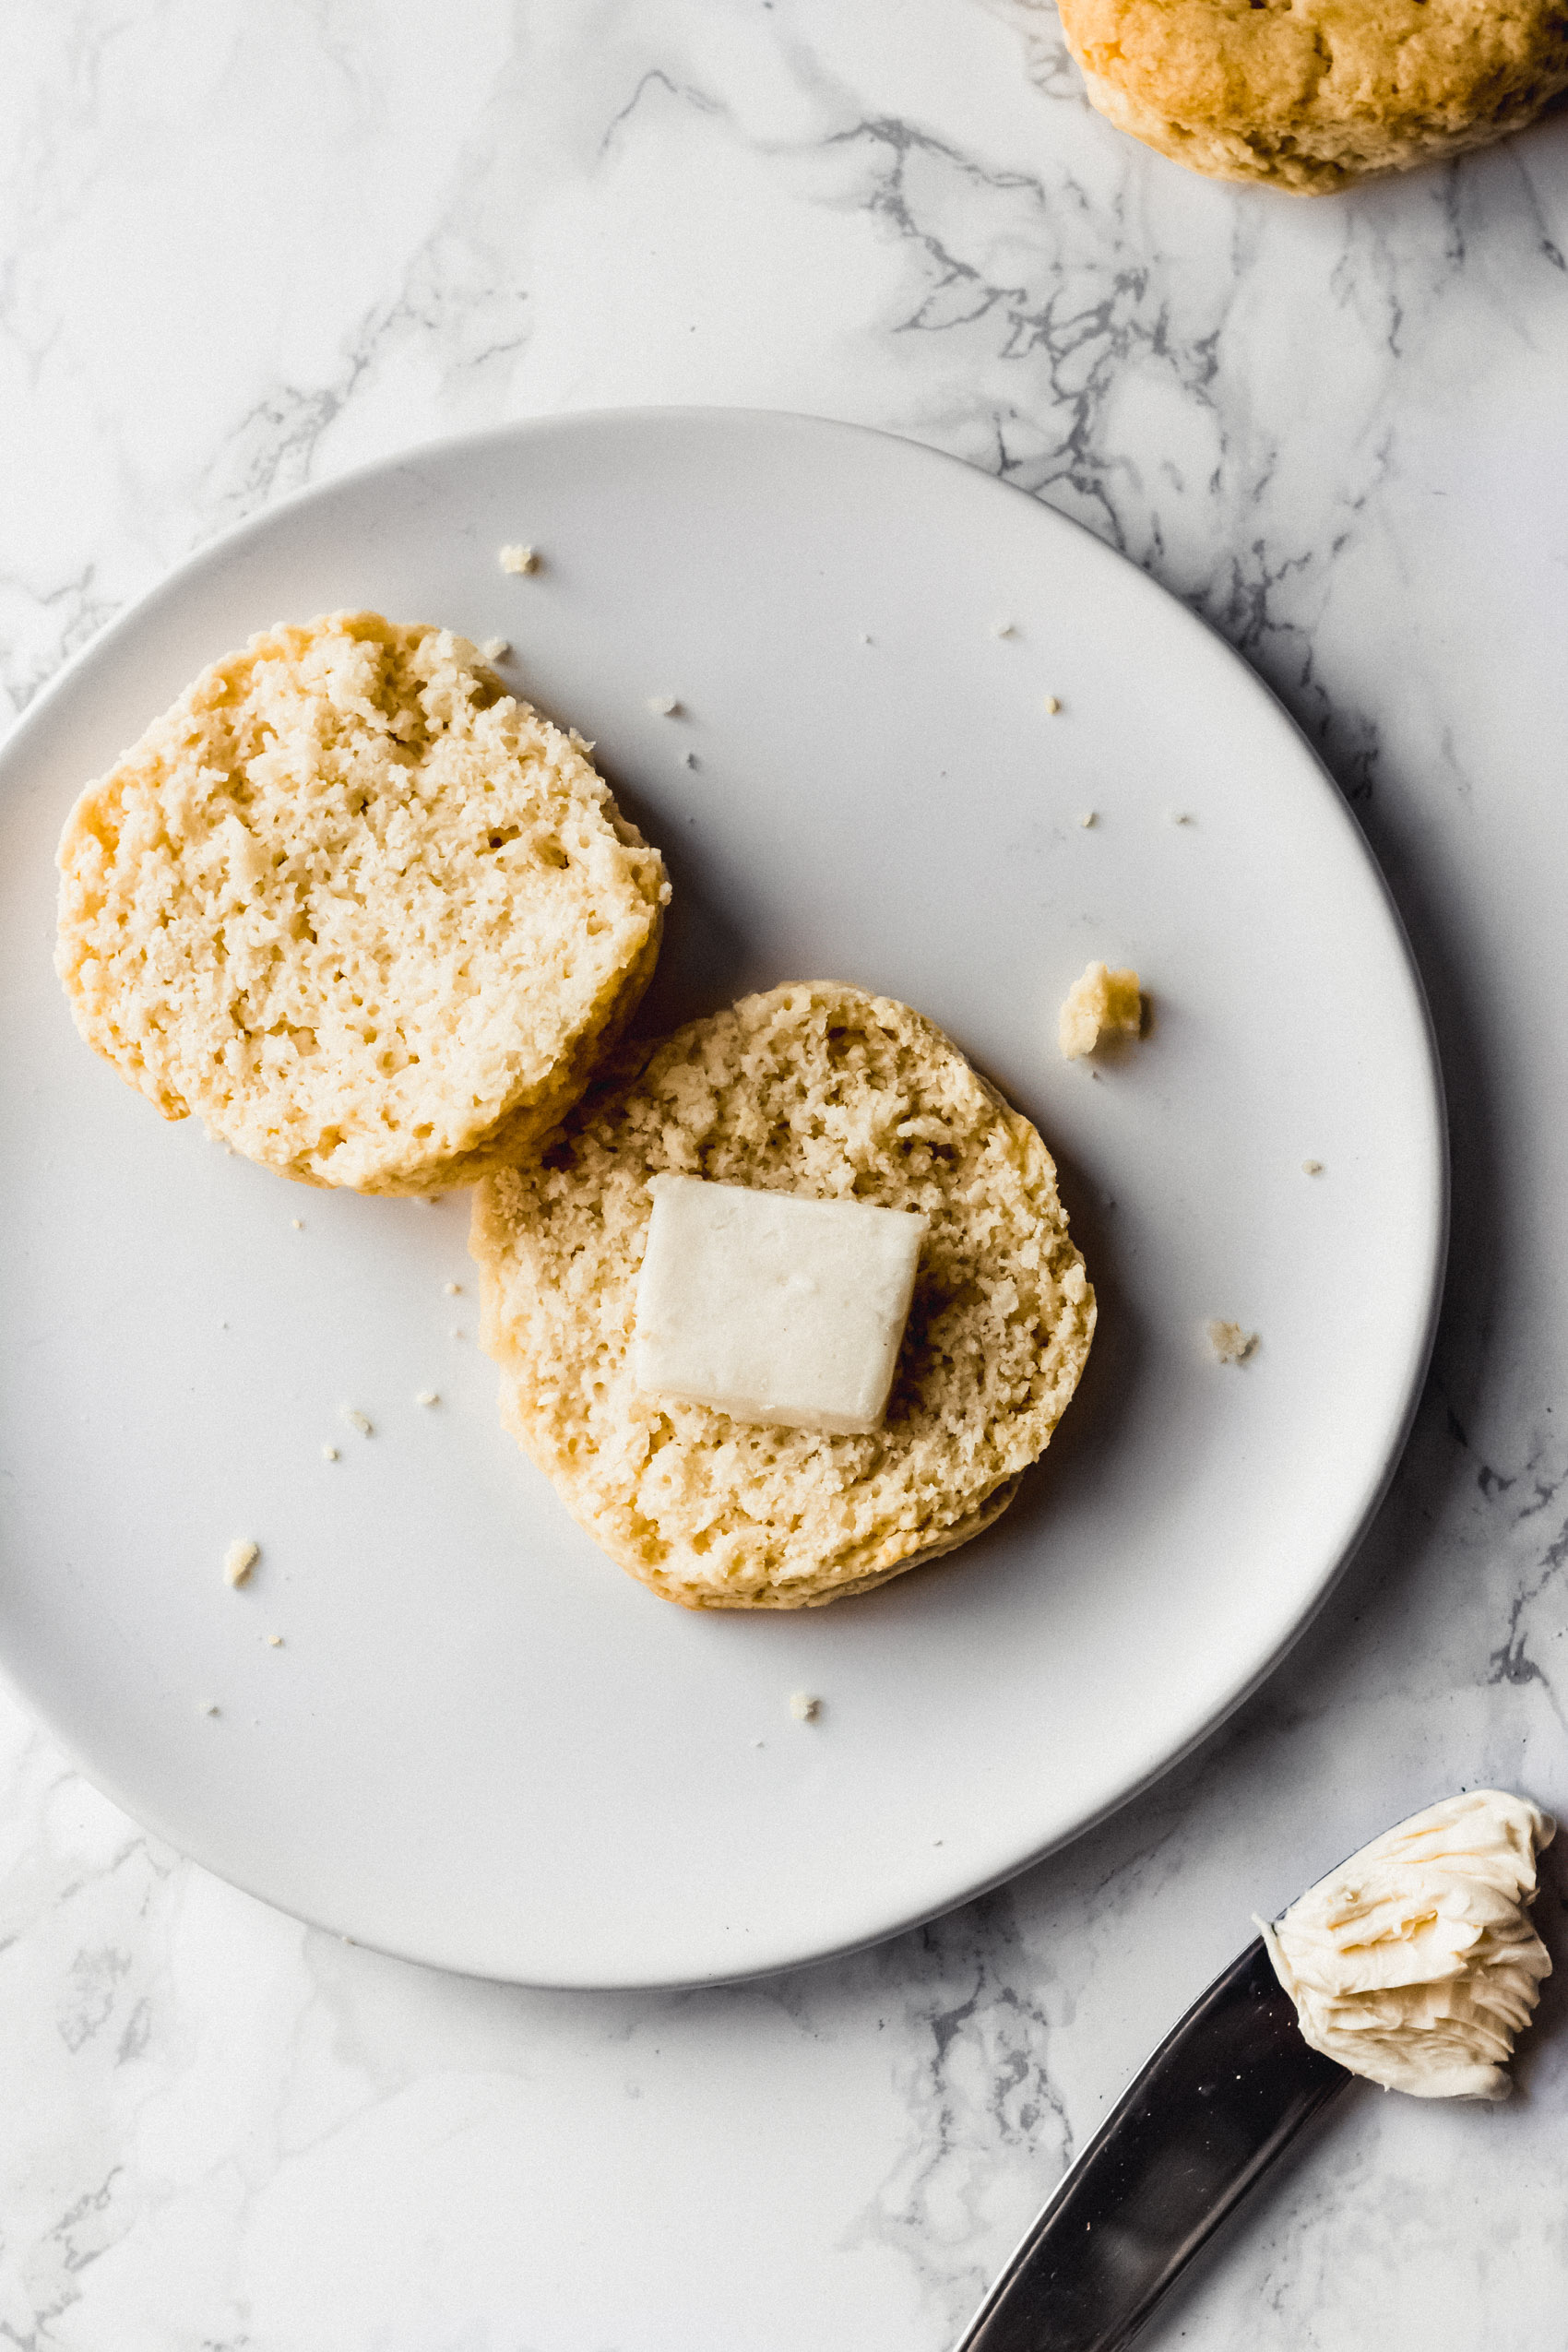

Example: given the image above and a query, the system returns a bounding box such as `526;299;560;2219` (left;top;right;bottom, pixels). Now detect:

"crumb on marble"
223;1538;258;1589
480;636;511;661
1207;1319;1258;1365
1059;960;1143;1061
789;1691;821;1723
498;543;538;575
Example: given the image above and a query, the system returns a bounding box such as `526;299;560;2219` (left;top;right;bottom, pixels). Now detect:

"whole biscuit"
1058;0;1568;191
471;981;1096;1609
55;612;669;1193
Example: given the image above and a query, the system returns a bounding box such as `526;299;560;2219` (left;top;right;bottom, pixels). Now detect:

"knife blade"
951;1936;1349;2352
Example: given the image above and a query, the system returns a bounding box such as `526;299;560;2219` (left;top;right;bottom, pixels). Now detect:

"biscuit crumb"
200;1702;220;1716
1168;810;1193;826
1059;961;1142;1061
646;695;681;718
267;1634;284;1647
322;1443;339;1462
498;543;538;575
1078;811;1097;829
291;1218;303;1230
1207;1319;1258;1365
860;633;873;646
1302;1158;1324;1176
343;1408;373;1436
480;636;511;661
992;620;1016;638
444;1282;462;1296
223;1538;259;1588
416;1390;439;1407
683;750;699;770
1043;695;1062;715
450;1327;465;1340
789;1691;821;1723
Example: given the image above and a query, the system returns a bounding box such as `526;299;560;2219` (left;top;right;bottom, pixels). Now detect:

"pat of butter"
633;1176;928;1435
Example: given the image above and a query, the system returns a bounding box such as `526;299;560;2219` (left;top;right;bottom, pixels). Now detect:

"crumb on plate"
343;1408;374;1437
416;1390;439;1407
1303;1158;1324;1175
1059;960;1142;1061
1207;1319;1258;1365
646;694;681;718
480;636;511;661
223;1538;258;1588
789;1691;821;1723
498;543;538;575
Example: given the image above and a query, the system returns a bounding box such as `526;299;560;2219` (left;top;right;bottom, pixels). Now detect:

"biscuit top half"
55;612;668;1192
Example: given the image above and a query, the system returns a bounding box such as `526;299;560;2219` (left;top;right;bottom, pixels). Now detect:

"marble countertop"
4;5;1567;2346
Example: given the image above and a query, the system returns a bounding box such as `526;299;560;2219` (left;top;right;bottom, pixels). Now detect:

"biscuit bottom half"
471;981;1096;1610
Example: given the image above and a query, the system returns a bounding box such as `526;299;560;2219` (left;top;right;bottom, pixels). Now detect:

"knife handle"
952;1937;1348;2352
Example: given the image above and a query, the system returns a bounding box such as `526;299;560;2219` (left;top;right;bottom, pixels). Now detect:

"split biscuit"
1058;0;1568;193
55;612;669;1193
471;980;1096;1610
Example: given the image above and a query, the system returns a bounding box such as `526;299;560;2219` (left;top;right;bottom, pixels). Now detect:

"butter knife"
951;1936;1349;2352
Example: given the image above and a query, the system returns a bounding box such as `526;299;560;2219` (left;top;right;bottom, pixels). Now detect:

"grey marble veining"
4;3;1568;2346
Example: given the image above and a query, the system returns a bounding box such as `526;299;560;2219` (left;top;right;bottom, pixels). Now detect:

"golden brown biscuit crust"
1059;0;1568;191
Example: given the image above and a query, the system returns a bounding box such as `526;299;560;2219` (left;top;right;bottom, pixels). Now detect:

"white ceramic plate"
0;411;1443;1988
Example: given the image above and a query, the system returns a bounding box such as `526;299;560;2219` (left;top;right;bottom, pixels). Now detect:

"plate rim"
0;405;1449;1988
